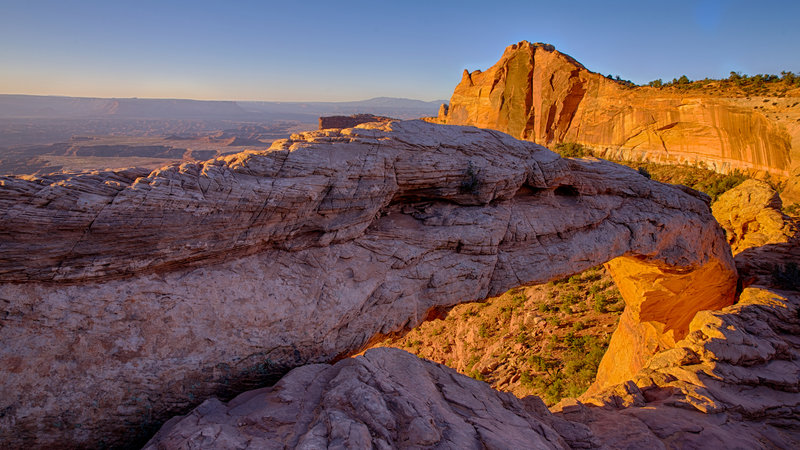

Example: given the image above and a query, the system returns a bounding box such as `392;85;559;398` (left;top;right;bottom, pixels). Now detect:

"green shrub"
593;292;609;313
553;142;591;158
562;292;581;304
460;161;479;193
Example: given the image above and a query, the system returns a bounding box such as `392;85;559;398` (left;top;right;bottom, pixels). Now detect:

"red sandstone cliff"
437;41;800;181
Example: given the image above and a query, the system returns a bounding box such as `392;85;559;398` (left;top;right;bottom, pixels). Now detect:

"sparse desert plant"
784;203;800;217
562;292;581;304
511;293;526;308
460;161;479;193
553;142;591;158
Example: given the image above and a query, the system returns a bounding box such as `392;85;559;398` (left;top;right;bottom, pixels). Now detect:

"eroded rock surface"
712;179;798;254
436;41;799;178
0;120;735;447
144;348;586;450
147;282;800;449
566;284;800;449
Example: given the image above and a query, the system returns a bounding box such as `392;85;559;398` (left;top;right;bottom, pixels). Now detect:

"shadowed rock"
319;113;394;130
0;120;735;447
145;348;588;449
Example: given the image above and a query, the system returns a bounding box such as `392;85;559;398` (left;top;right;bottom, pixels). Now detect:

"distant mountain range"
0;95;446;121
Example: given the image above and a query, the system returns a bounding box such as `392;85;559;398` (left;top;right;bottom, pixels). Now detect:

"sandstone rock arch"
0;120;736;447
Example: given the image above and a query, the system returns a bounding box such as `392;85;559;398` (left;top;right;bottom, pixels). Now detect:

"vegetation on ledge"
646;71;800;97
553;142;750;201
374;266;623;406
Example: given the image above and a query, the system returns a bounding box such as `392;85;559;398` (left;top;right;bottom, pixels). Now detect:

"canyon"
0;119;761;448
433;41;800;203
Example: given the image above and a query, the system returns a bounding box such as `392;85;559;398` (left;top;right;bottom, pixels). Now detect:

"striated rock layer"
435;41;800;179
0;120;735;447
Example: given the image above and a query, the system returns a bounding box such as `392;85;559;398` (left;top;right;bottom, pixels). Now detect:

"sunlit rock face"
437;40;799;178
0;120;735;448
712;179;798;255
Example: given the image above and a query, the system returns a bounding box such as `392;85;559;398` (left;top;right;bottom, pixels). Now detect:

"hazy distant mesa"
0;96;443;175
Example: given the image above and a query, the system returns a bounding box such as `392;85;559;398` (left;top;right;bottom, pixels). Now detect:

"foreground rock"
566;284;800;449
145;348;586;449
712;179;798;254
435;41;799;179
147;283;800;449
0;120;735;447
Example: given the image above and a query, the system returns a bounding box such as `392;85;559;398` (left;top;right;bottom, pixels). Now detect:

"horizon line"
0;92;450;104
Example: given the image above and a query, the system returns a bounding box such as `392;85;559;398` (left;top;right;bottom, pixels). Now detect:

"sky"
1;0;799;102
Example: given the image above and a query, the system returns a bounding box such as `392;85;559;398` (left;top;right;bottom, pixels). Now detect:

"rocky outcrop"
0;120;736;447
318;113;394;130
436;41;799;178
712;179;798;254
144;348;589;449
147;283;800;449
565;285;800;448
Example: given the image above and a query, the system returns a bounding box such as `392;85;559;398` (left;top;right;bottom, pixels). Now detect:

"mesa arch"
0;120;736;448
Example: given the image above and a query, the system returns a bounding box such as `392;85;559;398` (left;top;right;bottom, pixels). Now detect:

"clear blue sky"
1;0;798;102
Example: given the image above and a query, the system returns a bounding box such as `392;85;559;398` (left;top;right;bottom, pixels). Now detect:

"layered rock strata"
436;41;799;179
0;120;735;447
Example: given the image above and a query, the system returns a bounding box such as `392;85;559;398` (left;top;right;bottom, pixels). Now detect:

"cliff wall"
438;41;800;179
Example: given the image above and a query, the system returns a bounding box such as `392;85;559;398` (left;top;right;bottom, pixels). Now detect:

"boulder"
712;179;797;254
